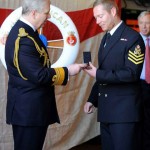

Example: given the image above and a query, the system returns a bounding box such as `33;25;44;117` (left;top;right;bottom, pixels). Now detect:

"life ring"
0;5;79;68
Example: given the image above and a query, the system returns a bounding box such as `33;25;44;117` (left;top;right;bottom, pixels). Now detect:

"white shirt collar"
20;17;36;32
109;20;123;36
140;33;150;45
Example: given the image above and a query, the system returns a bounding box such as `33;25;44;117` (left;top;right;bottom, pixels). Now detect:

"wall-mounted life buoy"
0;5;79;68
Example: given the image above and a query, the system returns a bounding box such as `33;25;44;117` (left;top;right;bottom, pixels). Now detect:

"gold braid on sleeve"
52;68;65;85
13;28;49;80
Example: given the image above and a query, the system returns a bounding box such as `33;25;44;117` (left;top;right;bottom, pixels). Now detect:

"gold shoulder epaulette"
18;28;28;37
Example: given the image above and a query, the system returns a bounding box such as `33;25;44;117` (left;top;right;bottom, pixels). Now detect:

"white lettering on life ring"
0;5;79;69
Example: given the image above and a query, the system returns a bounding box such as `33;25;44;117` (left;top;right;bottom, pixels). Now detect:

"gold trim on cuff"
52;68;65;85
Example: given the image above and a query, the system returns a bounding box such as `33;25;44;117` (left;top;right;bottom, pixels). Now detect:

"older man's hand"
68;63;87;76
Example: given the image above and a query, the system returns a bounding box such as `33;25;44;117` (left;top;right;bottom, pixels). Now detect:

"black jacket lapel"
98;22;126;66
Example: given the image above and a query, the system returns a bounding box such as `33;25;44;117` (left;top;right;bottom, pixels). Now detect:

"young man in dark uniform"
84;0;145;150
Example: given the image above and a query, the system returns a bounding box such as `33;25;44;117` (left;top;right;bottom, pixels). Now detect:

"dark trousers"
100;122;142;150
141;80;150;150
12;125;48;150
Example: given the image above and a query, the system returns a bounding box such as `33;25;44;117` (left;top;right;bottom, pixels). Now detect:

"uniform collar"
109;20;123;36
20;17;36;32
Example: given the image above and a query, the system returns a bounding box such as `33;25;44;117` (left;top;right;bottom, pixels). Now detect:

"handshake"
68;62;96;78
67;63;88;76
68;51;93;76
68;62;95;76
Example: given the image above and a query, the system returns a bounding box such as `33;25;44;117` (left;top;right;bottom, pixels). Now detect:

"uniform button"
98;93;101;96
99;84;107;86
105;94;107;97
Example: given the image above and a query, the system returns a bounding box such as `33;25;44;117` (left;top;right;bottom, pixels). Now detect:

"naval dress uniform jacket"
87;22;145;150
88;22;145;123
5;20;68;127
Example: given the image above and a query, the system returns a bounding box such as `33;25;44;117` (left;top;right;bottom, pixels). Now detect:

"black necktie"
104;32;111;47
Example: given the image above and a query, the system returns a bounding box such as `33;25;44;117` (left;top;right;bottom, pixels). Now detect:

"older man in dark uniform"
84;0;145;150
5;0;86;150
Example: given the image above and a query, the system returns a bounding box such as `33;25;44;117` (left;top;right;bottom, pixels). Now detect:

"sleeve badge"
128;45;144;65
